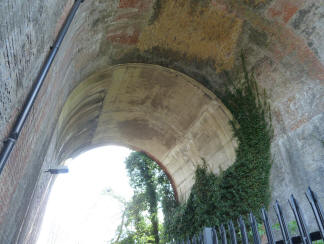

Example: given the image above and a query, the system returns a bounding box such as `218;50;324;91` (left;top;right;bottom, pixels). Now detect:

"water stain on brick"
107;29;140;45
249;26;268;48
117;118;160;141
292;3;315;30
119;0;151;10
243;0;268;7
105;0;152;46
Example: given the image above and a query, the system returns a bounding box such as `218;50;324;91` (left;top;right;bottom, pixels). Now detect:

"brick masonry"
0;0;323;243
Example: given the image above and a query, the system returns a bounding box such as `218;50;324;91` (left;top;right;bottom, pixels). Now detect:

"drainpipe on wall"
0;0;84;175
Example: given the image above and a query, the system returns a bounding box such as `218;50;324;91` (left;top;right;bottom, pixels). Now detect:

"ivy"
164;54;273;240
113;54;273;242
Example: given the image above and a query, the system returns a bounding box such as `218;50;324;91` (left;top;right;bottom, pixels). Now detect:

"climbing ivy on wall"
163;55;273;240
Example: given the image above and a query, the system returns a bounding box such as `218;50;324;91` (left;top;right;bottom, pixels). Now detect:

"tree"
111;152;177;244
126;152;160;244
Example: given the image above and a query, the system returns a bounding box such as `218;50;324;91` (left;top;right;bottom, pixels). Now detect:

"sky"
37;146;133;244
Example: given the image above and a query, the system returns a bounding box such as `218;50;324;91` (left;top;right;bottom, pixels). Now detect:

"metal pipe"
0;0;84;175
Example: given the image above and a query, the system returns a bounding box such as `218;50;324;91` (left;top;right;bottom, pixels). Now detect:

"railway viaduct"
0;0;324;242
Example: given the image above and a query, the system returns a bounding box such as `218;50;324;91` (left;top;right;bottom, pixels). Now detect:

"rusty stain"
290;116;309;131
107;29;140;45
118;0;151;10
267;0;300;24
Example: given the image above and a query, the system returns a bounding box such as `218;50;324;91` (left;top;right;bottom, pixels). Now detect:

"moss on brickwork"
138;0;243;72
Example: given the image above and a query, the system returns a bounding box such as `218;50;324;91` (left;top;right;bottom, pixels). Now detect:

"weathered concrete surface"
56;64;237;202
0;0;323;243
270;113;324;230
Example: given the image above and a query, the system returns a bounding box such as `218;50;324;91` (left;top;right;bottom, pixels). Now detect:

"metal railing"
173;187;324;244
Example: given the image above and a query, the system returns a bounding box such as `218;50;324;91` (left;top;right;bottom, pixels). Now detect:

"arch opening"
55;64;237;202
37;146;133;244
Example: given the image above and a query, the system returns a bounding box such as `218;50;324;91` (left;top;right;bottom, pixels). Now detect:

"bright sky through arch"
37;146;133;244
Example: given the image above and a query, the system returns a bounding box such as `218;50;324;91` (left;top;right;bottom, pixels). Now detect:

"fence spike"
220;224;228;244
288;194;312;244
203;227;214;244
228;220;237;244
261;208;275;244
249;212;261;244
174;189;324;244
212;227;219;244
238;216;249;244
274;201;292;244
191;236;195;244
306;187;324;240
200;232;204;244
186;237;190;244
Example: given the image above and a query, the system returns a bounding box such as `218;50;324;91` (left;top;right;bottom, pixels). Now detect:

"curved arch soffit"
56;64;237;202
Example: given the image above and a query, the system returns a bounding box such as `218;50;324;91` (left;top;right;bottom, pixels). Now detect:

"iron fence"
172;187;324;244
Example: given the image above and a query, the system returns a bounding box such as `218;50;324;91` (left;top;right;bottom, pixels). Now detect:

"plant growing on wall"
112;55;273;242
163;54;273;240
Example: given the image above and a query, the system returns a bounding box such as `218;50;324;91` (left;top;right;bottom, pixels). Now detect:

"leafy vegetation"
112;55;273;242
111;152;176;244
162;54;273;240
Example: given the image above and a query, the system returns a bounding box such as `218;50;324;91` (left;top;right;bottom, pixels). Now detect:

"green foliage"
272;222;280;231
288;220;298;235
112;55;273;242
113;152;176;244
125;152;160;243
110;192;153;244
164;54;273;240
314;240;324;244
272;220;298;236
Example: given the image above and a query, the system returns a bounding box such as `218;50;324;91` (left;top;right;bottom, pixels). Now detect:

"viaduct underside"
0;0;324;243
